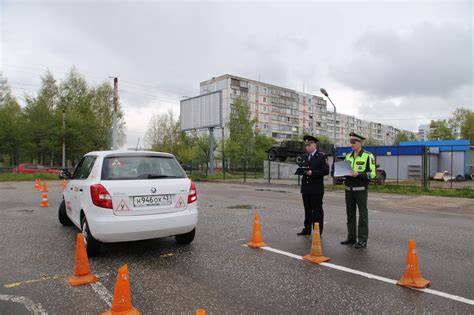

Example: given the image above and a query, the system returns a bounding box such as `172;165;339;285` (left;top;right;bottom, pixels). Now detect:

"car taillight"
188;181;197;204
90;184;113;209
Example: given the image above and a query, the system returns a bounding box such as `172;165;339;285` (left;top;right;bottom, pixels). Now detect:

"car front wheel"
175;228;196;244
81;216;100;257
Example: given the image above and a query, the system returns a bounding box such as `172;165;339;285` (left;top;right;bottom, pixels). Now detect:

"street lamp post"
320;88;337;185
62;109;66;169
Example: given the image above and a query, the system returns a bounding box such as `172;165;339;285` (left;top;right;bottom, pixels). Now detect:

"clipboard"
334;160;353;177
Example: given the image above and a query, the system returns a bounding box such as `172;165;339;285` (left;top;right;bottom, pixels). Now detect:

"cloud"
330;23;473;98
2;1;472;146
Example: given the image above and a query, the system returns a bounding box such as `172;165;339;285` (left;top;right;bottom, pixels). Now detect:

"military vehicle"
266;140;334;164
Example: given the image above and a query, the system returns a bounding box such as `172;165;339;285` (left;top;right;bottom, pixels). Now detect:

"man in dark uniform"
297;135;330;236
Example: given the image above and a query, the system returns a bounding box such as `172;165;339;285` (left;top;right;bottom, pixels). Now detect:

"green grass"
369;183;474;198
0;173;60;182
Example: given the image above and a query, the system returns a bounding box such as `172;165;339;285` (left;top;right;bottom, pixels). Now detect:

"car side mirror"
61;169;72;179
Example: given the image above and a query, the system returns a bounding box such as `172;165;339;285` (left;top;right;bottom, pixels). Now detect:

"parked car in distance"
59;150;198;256
13;164;61;174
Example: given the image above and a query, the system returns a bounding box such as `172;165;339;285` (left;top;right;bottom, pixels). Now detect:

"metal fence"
367;145;473;191
258;144;473;191
183;160;264;182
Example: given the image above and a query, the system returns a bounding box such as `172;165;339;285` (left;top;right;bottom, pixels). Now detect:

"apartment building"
199;74;415;146
418;121;462;141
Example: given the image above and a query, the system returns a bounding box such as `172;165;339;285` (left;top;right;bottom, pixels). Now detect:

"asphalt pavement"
1;180;473;314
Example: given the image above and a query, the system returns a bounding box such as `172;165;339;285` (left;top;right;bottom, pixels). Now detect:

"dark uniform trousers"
344;189;368;242
302;193;324;234
300;150;329;235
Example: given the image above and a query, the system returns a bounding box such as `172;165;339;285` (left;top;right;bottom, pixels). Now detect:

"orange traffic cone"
247;213;267;248
42;179;48;192
34;178;39;190
397;240;430;289
37;178;42;191
303;223;330;264
67;233;98;286
40;183;49;207
196;309;206;315
102;265;140;315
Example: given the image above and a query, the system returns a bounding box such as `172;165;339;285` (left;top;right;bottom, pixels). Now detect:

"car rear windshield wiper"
147;174;177;179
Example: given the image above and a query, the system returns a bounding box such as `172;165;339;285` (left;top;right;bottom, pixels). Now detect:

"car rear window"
102;155;186;180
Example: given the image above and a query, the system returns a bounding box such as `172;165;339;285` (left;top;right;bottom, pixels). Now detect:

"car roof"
84;150;175;158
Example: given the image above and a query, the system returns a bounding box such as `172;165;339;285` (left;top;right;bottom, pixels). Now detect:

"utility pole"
62;109;66;169
112;77;118;150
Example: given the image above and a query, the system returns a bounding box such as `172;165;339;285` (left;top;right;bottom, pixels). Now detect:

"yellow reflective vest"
344;149;376;187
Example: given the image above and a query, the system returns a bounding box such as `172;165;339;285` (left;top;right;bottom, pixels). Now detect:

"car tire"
175;228;196;245
58;200;73;226
295;155;303;165
376;174;386;185
81;216;100;257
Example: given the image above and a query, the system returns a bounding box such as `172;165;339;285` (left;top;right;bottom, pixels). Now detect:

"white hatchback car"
59;150;198;256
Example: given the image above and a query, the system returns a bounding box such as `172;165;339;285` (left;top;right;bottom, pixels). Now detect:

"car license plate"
133;194;172;208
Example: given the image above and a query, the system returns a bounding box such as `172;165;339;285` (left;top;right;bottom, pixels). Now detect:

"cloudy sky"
1;0;472;148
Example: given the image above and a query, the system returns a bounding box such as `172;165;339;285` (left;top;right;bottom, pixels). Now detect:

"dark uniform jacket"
300;150;330;194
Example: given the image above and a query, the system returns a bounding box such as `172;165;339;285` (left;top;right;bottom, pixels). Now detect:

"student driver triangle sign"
176;196;185;208
115;199;130;211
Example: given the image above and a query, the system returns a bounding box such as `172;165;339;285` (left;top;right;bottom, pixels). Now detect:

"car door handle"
79;189;83;192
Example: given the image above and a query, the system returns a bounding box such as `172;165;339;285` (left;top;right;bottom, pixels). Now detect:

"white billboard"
180;91;222;131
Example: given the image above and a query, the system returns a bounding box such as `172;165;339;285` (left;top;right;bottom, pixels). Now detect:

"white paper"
334;160;353;177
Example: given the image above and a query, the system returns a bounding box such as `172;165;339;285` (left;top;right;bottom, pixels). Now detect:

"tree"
0;74;25;166
23;71;59;165
364;137;379;146
190;134;219;173
461;111;474;144
145;110;178;153
251;132;276;165
317;135;333;145
226;97;255;167
449;107;473;142
145;110;196;164
0;69;127;166
394;132;409;145
428;120;454;140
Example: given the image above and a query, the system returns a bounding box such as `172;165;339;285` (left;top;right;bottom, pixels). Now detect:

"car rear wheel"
295;155;303;165
81;216;100;257
267;151;277;161
175;228;196;244
58;200;73;226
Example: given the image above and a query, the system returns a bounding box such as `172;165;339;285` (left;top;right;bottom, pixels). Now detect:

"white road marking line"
0;294;48;314
257;246;474;306
90;282;113;307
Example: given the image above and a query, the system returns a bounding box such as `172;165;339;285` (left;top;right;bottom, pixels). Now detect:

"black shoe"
340;238;357;245
297;229;311;236
354;241;367;249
